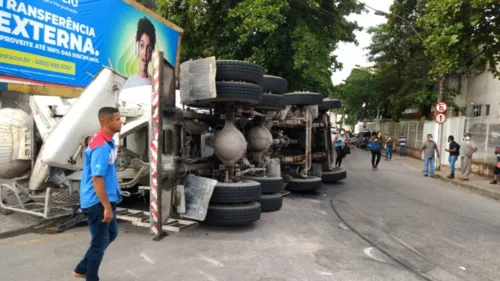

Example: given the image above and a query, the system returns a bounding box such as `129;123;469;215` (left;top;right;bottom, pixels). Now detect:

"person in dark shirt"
370;131;383;170
491;146;500;185
445;135;459;179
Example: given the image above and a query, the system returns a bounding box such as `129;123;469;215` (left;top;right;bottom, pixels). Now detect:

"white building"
450;66;500;118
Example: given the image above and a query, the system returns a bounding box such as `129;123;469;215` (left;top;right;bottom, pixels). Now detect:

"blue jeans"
385;146;393;160
424;156;435;176
448;155;457;176
75;203;118;281
400;146;406;156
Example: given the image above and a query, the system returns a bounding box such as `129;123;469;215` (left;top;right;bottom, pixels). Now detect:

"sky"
331;0;394;85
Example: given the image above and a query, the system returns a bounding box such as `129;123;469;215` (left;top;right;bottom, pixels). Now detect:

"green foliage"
335;0;437;122
156;0;363;95
333;67;381;123
418;0;500;77
335;0;499;124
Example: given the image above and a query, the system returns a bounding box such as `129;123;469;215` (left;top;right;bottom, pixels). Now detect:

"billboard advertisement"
0;0;182;89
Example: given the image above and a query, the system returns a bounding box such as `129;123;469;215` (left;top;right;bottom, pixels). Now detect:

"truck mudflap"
181;175;217;221
115;174;216;232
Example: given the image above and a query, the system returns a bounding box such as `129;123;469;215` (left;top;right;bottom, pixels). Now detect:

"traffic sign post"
434;101;448;171
435;113;447;124
435;102;448;114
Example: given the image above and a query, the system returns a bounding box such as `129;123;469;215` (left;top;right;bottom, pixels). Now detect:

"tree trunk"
438;76;445;102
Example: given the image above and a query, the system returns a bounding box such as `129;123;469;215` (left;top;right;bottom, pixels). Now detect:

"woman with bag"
370;131;383;170
333;129;347;168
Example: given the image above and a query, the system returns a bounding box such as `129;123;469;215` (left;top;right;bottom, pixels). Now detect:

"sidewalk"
392;155;500;201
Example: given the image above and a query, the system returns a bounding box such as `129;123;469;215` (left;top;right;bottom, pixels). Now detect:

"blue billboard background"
0;0;180;88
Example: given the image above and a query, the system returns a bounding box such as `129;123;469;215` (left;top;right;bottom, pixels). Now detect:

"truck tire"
262;75;288;94
260;193;283;212
210;180;261;204
254;93;286;111
185;82;263;107
216;61;263;84
322;169;347;183
285;176;322;193
204;202;261;226
319;98;342;111
284;92;323;106
242;176;283;194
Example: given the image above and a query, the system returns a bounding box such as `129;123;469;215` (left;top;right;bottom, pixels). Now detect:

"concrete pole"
436;77;445;171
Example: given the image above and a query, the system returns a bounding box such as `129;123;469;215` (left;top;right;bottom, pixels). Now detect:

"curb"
395;161;500;201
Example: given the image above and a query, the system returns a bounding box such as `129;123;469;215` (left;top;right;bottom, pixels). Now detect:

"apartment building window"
485;104;490;116
472;105;482;117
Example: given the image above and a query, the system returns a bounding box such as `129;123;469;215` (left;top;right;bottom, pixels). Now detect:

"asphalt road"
335;149;500;281
0;148;498;281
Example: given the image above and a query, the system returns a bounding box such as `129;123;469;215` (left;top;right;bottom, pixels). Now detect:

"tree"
338;0;440;122
418;0;500;78
334;67;381;123
156;0;363;95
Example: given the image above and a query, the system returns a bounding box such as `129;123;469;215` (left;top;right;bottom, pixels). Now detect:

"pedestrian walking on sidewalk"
459;132;477;181
399;133;407;156
445;135;460;179
370;131;383;170
421;134;440;177
490;146;500;185
385;136;394;161
333;129;347;168
73;107;123;281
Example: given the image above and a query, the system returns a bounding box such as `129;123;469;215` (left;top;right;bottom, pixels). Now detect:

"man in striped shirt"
399;133;407;157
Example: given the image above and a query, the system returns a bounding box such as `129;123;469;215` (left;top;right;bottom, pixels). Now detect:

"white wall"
451;67;500;117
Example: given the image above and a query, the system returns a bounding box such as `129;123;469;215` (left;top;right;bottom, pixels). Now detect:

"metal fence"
376;116;499;166
379;120;426;151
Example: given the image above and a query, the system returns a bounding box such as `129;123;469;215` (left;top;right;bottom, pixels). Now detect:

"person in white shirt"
123;17;156;89
459;132;477;181
398;133;407;157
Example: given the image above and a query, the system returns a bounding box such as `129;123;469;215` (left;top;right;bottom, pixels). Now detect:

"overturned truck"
0;55;291;234
0;54;346;236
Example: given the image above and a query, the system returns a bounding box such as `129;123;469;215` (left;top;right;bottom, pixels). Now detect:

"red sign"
435;113;447;124
435;102;448;114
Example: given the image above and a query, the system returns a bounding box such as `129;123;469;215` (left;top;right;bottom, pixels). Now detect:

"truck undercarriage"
0;52;346;237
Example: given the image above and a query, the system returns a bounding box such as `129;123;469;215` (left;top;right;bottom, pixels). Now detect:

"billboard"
0;0;182;89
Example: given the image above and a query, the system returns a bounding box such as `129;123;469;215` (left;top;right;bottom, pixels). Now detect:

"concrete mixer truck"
0;52;308;236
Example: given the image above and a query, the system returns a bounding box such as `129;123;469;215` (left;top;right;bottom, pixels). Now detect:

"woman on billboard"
123;17;157;89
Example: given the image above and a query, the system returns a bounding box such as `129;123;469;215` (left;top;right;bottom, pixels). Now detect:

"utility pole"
436;77;445;171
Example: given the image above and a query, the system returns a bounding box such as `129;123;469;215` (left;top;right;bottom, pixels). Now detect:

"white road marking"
318;271;333;276
459;266;466;271
363;247;388;263
198;270;218;281
339;223;350;230
125;269;139;280
390;234;428;260
140;252;156;264
198;254;224;267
